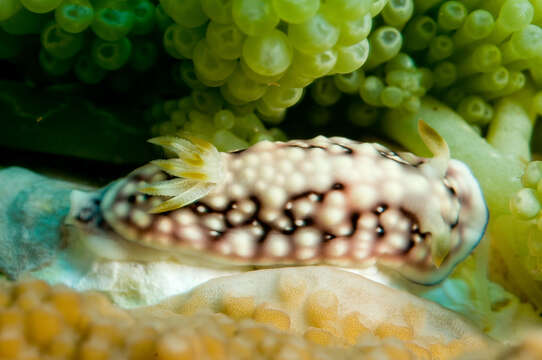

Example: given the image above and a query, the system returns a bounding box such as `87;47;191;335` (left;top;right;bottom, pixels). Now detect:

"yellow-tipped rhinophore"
417;120;453;268
418;119;451;268
418;119;451;178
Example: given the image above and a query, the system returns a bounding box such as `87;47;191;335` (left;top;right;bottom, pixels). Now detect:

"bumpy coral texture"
151;267;492;359
0;277;484;360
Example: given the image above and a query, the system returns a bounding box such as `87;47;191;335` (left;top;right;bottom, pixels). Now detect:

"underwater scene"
2;0;542;358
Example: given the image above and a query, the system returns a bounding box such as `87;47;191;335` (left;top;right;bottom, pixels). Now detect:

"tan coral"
501;331;542;359
1;271;498;360
146;266;494;359
0;278;431;360
460;330;542;360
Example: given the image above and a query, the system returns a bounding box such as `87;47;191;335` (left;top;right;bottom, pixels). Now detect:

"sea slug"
69;121;488;285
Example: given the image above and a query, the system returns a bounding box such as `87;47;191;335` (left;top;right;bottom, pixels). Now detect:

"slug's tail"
140;135;224;213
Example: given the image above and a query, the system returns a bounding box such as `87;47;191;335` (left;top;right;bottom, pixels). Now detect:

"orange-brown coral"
145;267;494;359
496;331;542;360
6;266;523;360
458;330;542;360
0;278;430;360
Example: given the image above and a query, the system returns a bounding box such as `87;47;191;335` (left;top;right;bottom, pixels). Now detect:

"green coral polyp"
55;0;94;34
41;22;84;59
91;37;132;70
131;0;155;35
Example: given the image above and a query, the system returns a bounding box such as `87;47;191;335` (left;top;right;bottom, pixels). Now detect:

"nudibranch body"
69;124;488;285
